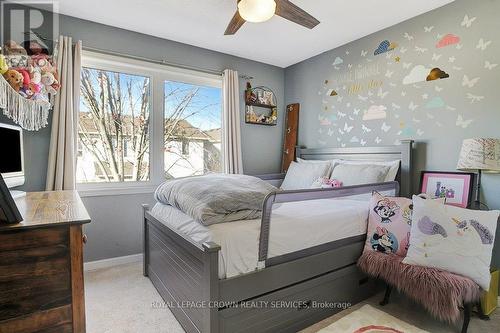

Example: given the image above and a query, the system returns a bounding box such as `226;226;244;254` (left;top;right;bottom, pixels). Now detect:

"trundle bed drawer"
219;264;377;333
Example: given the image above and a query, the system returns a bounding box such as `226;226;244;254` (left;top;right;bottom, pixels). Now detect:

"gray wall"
1;12;285;261
284;0;500;267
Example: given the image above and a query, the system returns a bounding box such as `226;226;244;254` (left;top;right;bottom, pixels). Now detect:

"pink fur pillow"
364;192;413;257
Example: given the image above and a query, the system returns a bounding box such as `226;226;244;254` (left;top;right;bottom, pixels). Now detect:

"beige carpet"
85;262;499;333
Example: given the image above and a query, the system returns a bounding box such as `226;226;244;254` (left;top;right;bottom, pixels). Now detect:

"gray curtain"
46;36;82;190
222;69;243;174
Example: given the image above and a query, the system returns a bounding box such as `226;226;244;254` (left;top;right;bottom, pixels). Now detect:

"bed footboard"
143;205;220;333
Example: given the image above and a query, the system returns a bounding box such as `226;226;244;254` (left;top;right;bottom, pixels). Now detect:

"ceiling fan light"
238;0;276;23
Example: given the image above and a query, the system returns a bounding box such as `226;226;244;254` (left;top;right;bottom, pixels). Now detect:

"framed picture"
0;173;23;224
419;171;475;208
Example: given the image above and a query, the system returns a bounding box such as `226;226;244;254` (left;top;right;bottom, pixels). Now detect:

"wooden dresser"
0;191;90;333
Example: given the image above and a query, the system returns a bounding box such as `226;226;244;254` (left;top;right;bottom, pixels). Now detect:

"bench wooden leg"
476;302;490;321
461;303;472;333
380;284;392;306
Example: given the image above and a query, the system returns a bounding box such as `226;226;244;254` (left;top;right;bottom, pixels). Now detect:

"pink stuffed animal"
23;82;42;99
312;177;343;189
15;68;31;88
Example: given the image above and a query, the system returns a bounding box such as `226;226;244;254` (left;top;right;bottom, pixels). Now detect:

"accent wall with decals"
284;0;500;266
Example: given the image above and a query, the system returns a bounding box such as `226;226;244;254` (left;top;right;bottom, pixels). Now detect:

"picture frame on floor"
419;171;475;208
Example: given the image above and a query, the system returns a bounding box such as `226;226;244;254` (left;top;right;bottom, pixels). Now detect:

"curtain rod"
26;31;250;78
82;45;224;77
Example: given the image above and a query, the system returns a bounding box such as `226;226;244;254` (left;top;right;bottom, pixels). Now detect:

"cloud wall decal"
426;97;446;109
436;34;461;48
427;68;450;81
374;40;397;55
332;57;344;66
363;105;387;120
403;65;431;85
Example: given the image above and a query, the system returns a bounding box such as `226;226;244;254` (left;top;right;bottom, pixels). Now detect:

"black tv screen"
0;126;22;173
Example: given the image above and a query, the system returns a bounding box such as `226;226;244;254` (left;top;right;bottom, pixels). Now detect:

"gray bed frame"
143;140;414;333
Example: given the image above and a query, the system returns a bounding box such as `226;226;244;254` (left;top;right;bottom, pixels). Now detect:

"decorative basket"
0;74;51;131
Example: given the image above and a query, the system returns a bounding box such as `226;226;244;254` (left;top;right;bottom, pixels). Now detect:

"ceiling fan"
224;0;320;35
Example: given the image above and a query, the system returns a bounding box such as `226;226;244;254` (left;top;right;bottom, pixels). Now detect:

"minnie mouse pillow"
364;192;413;257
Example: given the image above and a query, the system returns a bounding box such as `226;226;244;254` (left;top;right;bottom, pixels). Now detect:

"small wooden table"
0;191;91;333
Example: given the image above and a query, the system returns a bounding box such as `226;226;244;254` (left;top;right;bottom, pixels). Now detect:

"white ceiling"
56;0;454;68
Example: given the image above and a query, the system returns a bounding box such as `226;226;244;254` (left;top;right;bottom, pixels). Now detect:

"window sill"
77;184;158;198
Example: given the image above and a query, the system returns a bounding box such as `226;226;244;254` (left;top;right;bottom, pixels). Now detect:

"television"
0;123;25;188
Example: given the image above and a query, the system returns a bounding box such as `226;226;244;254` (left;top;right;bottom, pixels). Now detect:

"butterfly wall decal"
462;75;480;88
476;38;492;51
343;122;354;133
466;93;485;104
403;32;414;41
456;115;474;128
461;15;476;28
484;61;498;70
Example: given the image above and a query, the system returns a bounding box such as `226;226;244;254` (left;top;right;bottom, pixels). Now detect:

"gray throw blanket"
154;174;278;225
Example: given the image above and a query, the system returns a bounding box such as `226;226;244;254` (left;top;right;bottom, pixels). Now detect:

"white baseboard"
84;253;142;272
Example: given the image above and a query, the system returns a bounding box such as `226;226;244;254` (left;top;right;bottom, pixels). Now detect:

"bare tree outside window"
164;81;222;179
77;68;151;183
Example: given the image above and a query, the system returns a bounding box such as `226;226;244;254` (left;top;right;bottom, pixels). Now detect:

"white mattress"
151;198;369;279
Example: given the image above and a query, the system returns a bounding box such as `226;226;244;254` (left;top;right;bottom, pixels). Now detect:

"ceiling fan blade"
275;0;320;29
225;10;246;35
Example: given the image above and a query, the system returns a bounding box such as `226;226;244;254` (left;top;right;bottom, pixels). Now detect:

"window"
164;81;222;179
77;67;151;183
76;51;223;194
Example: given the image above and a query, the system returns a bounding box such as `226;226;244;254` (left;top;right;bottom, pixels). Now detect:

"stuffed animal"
4;54;30;68
31;54;51;69
2;40;27;56
40;71;60;95
0;54;8;75
31;92;49;102
3;69;24;92
21;82;41;99
15;68;31;88
28;65;42;85
40;71;56;87
22;40;49;56
45;78;59;95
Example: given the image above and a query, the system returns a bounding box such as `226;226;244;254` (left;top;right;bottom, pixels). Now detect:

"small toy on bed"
311;177;343;189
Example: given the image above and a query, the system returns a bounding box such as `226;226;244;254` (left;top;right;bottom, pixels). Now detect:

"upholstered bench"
358;251;489;333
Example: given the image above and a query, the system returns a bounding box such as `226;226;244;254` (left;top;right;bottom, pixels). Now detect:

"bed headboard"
296;140;414;197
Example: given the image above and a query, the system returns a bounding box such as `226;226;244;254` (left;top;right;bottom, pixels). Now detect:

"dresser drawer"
0;227;68;251
0;305;73;333
0;227;72;325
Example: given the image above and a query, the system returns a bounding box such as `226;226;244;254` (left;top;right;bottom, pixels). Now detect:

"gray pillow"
330;164;391;186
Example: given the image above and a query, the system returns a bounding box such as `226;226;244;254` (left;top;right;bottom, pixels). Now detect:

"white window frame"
77;51;222;197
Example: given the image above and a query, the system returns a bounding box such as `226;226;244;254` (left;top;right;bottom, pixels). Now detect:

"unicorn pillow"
364;192;414;257
403;195;500;290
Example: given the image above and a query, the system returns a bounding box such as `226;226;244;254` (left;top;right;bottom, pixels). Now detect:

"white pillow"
335;160;400;182
403;195;500;290
330;164;390;186
296;157;341;177
281;161;331;190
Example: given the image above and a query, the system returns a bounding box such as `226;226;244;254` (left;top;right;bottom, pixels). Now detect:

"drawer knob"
82;234;88;244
